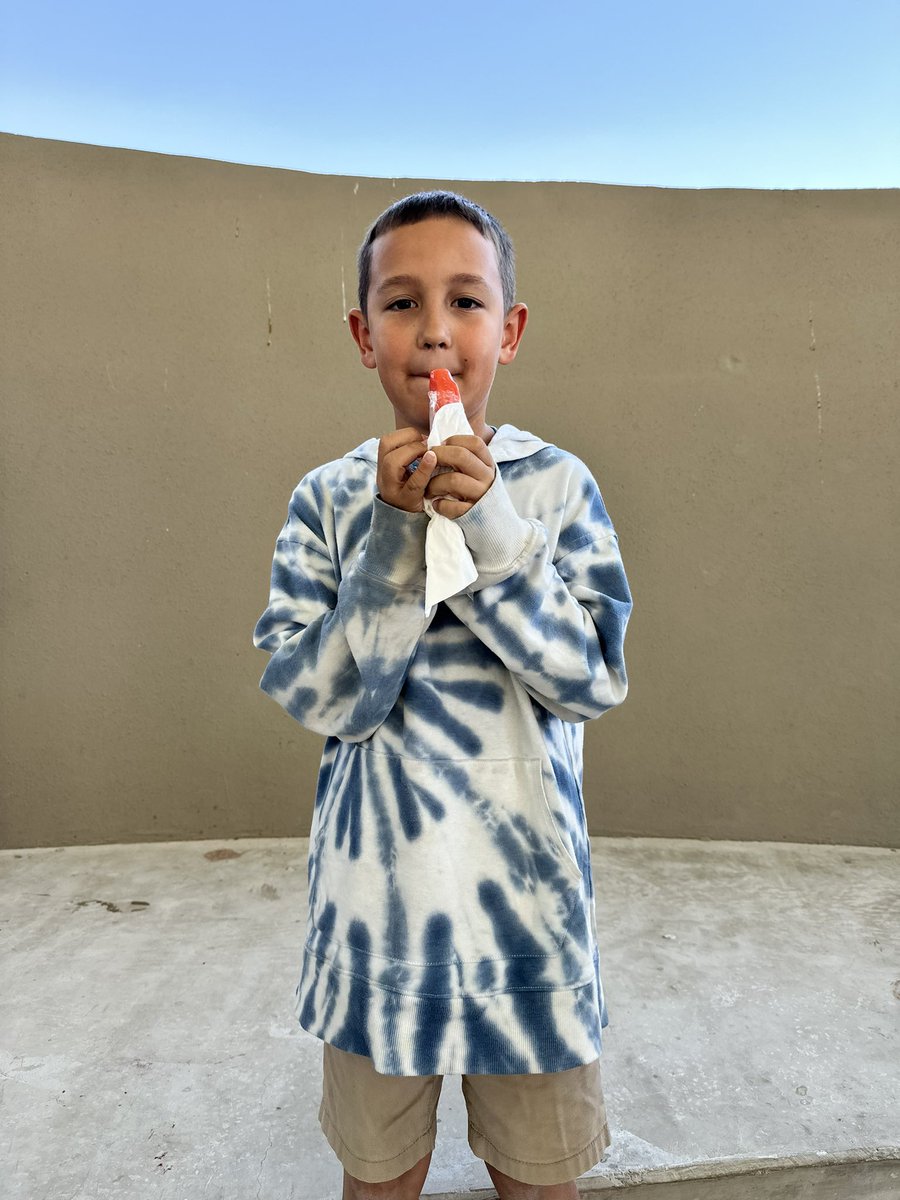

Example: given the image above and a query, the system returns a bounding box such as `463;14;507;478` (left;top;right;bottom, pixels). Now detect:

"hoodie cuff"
454;469;539;577
357;495;428;589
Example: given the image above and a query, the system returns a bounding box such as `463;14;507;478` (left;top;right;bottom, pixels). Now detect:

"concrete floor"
1;836;898;1199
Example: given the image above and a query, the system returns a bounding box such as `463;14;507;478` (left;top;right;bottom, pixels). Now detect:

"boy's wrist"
377;492;426;515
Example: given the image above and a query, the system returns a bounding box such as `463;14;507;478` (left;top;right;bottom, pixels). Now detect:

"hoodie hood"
345;423;550;466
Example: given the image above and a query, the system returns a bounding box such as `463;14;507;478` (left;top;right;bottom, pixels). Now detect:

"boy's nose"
417;309;451;350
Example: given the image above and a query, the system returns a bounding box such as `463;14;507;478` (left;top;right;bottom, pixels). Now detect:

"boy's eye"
386;298;415;311
453;297;483;310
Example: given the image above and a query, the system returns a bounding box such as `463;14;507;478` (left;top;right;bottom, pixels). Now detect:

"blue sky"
2;0;898;188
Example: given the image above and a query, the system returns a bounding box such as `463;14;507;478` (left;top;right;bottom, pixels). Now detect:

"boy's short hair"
357;190;516;317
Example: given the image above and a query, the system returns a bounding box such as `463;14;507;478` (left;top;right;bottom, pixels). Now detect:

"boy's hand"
426;435;496;519
376;427;438;513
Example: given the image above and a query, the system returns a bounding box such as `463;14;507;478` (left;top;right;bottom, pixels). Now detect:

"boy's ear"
498;303;528;366
348;308;377;369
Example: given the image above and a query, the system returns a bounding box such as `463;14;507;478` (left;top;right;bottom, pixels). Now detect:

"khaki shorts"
319;1043;611;1186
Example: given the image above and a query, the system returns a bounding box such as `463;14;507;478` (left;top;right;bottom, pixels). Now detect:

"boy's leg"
462;1058;609;1195
482;1164;577;1200
342;1152;433;1200
319;1043;442;1193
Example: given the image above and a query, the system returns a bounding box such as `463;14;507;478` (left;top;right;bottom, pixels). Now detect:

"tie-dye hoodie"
252;423;632;1076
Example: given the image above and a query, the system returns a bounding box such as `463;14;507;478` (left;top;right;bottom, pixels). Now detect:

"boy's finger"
378;428;429;461
431;497;471;519
405;450;437;491
441;436;494;468
426;470;484;501
432;444;495;481
385;441;428;472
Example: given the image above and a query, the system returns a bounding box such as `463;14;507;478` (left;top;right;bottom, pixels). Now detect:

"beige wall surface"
1;133;897;849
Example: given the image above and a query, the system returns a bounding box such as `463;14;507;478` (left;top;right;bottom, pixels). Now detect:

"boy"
253;191;632;1199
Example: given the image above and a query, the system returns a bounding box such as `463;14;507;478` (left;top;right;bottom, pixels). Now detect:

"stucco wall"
1;133;897;848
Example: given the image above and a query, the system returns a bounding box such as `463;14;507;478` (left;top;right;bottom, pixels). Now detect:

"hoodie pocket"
309;749;584;967
534;759;584;884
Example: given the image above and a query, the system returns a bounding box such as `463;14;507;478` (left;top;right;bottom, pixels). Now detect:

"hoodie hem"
295;952;604;1076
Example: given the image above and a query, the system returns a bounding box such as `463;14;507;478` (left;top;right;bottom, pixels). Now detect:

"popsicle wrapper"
423;375;479;614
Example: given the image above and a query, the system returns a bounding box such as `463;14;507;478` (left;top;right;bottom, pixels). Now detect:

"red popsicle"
428;369;460;411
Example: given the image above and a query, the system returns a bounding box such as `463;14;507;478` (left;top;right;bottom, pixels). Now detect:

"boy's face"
348;216;527;441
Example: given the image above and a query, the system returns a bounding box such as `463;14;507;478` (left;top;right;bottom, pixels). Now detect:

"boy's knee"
484;1163;579;1200
342;1151;432;1200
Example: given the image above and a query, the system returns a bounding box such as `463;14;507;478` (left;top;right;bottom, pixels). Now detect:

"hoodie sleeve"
444;459;632;723
252;472;432;742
